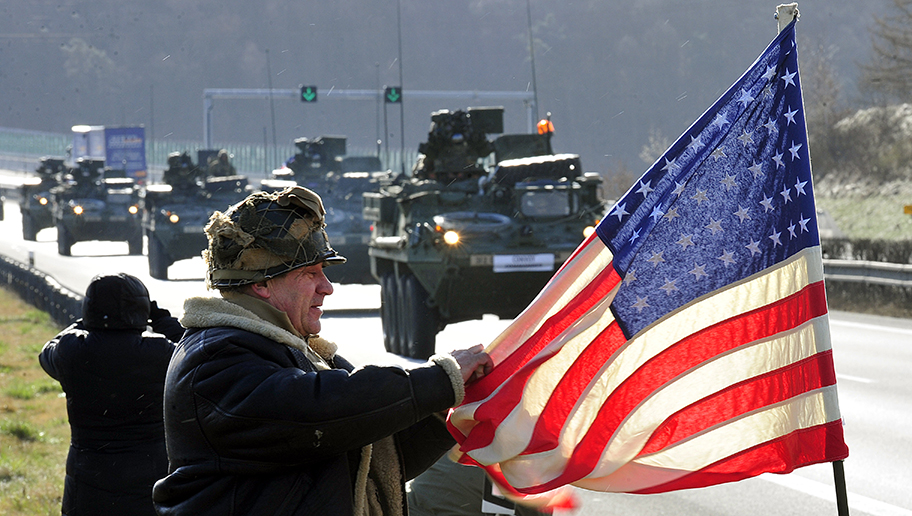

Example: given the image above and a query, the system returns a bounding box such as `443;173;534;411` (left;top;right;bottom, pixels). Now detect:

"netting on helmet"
204;187;345;288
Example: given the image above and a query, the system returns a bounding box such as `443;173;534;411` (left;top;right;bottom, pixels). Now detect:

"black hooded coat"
39;274;184;516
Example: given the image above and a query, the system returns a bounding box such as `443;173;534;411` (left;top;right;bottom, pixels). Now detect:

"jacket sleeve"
149;301;185;342
38;321;84;383
179;328;459;466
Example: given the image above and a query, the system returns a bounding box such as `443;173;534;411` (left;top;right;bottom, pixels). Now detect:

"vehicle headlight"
169;213;180;224
443;230;460;245
72;205;83;215
38;197;48;205
583;226;596;238
128;205;139;215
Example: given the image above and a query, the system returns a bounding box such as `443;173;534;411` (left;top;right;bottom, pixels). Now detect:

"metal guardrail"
0;254;83;327
0;249;909;330
823;259;912;288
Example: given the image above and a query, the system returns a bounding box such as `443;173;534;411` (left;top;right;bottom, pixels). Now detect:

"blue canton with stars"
596;21;819;339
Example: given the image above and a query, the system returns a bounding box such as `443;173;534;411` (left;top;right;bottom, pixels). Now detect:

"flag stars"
663;207;681;222
780;185;792;203
746;239;763;256
711;147;727;161
705;218;724;235
649;206;665;222
781;68;797;88
662;157;681;173
769;230;783;247
764;118;779;133
734;206;751;223
798;214;811;233
737;130;755;146
676;233;696;250
748;161;764;178
671;182;687;197
772;152;785;169
711;113;730;129
611;202;629;221
623;269;638;285
784;106;798;125
763;64;777;81
628;228;642;244
646;251;666;267
659;278;679;295
736;88;755;107
787;221;797;239
759;195;775;212
636;180;655;197
789;141;803;160
691;189;709;204
720;173;738;190
689;263;708;281
631;296;650;312
795;178;808;196
717;250;737;266
687;135;705;152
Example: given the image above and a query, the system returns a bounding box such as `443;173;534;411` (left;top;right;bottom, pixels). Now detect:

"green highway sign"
384;86;402;103
300;85;318;102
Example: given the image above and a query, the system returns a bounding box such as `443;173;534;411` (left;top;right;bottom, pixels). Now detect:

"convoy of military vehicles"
6;106;604;360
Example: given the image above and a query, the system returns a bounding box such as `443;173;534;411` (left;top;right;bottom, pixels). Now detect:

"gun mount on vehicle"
50;157;143;256
20;157;67;240
141;150;250;280
363;107;605;359
261;135;387;285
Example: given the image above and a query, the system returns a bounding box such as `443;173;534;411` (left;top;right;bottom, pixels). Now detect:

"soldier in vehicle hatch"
207;149;236;177
162;151;201;190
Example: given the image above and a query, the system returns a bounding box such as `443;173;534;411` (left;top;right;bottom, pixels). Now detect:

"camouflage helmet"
203;186;346;289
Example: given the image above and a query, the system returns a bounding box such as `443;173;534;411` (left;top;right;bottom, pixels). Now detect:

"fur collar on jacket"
180;296;338;365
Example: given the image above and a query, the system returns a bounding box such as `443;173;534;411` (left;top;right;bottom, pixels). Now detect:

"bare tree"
861;0;912;102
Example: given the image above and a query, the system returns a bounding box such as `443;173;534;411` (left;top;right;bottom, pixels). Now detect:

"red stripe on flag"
631;420;849;494
460;263;621;407
520;281;828;457
638;350;837;456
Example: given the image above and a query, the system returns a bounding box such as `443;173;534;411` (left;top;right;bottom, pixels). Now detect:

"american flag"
447;20;849;501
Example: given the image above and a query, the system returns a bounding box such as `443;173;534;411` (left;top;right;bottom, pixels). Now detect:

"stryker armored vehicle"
363;107;605;359
20;157;67;240
261;136;387;284
51;158;143;256
141;151;250;280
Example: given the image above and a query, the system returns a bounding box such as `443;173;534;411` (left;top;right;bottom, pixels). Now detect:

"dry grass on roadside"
0;286;68;516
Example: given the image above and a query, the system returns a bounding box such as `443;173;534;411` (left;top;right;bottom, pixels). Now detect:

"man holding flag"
445;10;848;512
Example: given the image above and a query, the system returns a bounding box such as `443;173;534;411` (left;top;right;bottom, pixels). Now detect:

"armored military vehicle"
141;151;250;280
20;157;67;240
51;158;143;256
363;107;605;359
261;136;387;285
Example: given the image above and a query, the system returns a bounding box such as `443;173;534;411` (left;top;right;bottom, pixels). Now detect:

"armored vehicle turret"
20;157;67;240
50;158;143;256
261;136;387;285
141;151;250;280
363;107;605;359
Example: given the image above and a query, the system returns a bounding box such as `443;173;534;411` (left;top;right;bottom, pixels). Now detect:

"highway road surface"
1;197;910;516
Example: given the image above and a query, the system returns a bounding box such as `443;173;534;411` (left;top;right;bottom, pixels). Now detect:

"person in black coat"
39;273;184;516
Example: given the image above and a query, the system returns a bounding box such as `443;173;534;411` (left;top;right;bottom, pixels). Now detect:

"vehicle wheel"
22;212;37;241
148;234;172;280
402;273;439;360
127;230;143;256
56;222;72;256
380;272;400;354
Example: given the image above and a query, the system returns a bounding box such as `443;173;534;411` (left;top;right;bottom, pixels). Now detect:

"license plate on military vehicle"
183;226;202;233
492;253;554;273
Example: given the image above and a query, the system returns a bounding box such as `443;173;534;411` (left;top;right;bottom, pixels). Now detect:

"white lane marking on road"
835;373;874;384
830;319;912;336
761;472;912;516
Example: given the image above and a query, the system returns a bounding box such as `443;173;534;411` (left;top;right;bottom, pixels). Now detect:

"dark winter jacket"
152;295;463;516
39;305;183;516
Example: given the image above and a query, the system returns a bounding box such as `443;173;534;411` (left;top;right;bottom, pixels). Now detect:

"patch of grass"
0;286;68;515
817;195;912;241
